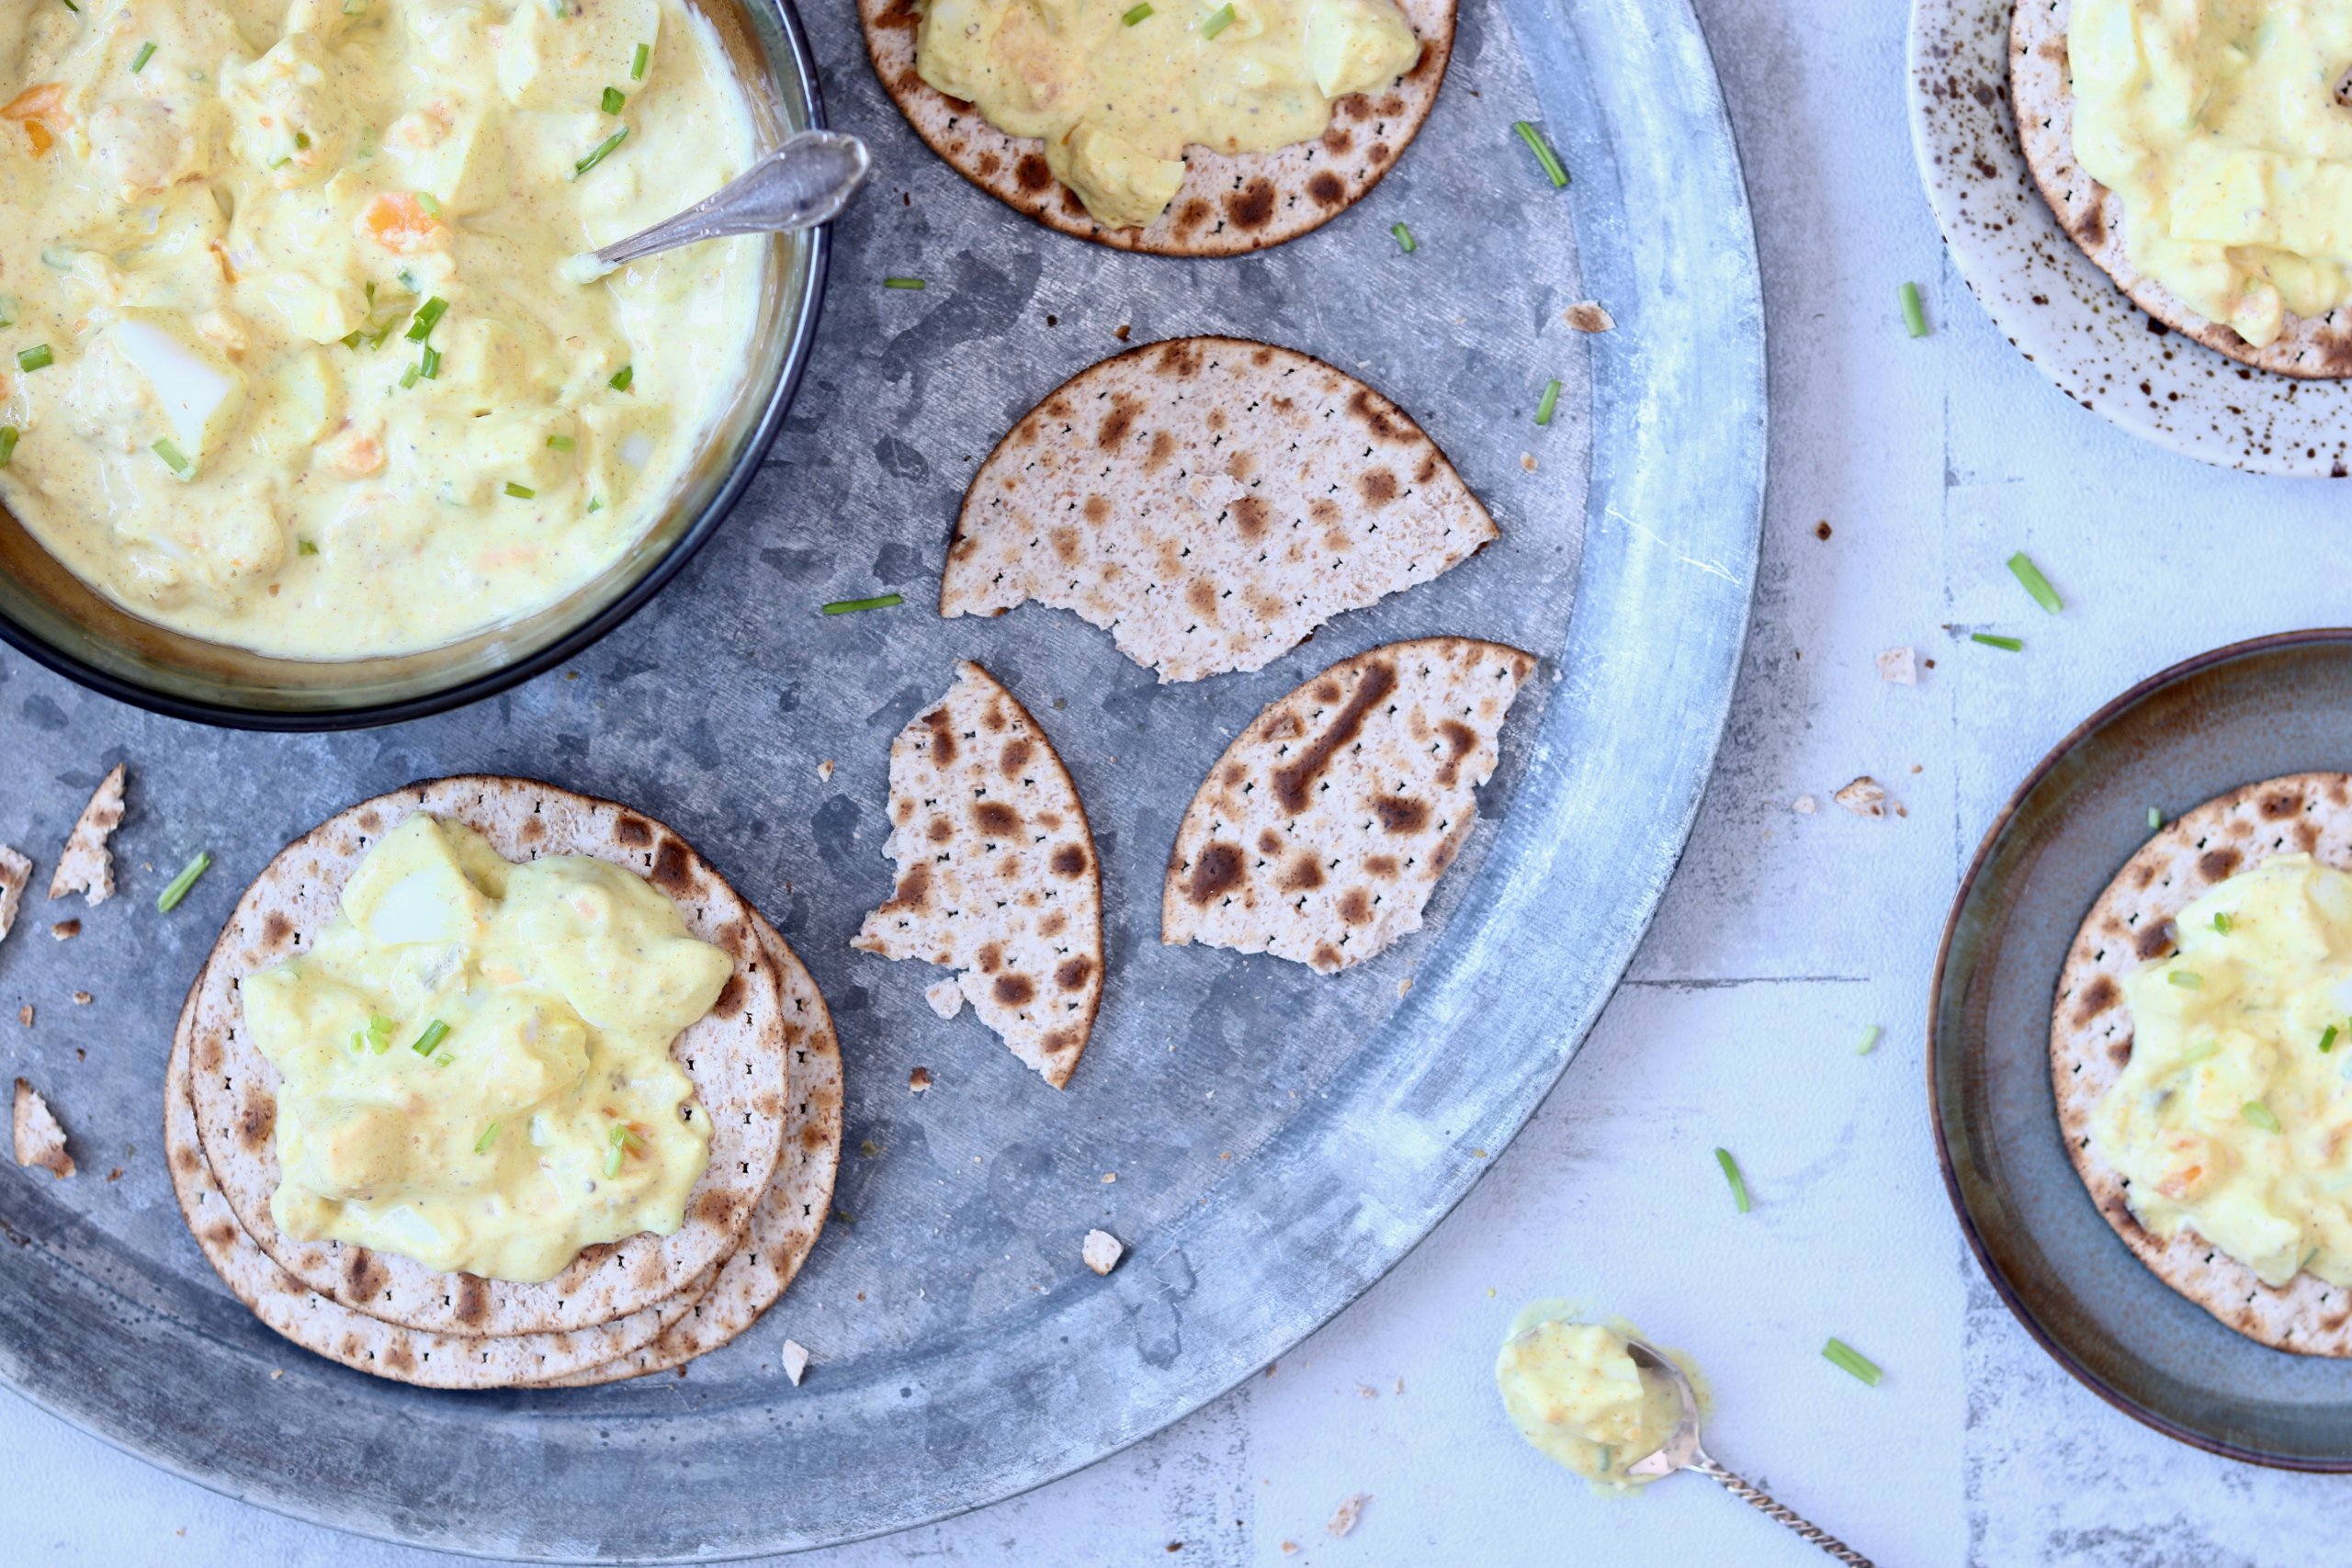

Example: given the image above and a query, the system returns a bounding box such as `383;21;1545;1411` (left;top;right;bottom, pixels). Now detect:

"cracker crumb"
1281;1543;1298;1556
923;978;964;1020
13;1078;72;1179
48;763;126;905
1102;1171;1116;1183
782;1337;810;1385
51;919;79;941
1876;647;1917;686
1327;1493;1371;1538
1520;452;1537;472
1562;300;1615;333
0;845;28;946
909;1066;933;1092
1396;976;1412;998
817;759;835;782
1815;520;1833;541
1793;795;1817;815
1114;323;1132;341
1357;1383;1378;1398
269;1369;283;1381
1082;1228;1125;1275
71;991;91;1006
106;1167;122;1181
1834;777;1888;819
17;1006;30;1027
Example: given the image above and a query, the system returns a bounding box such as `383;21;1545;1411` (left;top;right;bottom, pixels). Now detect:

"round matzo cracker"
533;910;842;1386
2052;772;2352;1355
859;0;1453;255
187;777;789;1337
2011;0;2352;378
165;970;718;1389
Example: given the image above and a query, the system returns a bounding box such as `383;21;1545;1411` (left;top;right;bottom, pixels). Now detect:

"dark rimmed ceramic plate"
1932;629;2352;1469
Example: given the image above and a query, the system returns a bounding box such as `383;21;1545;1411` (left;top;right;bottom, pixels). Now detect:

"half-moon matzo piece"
48;762;123;904
859;0;1452;255
1163;636;1535;975
2011;0;2352;378
2052;773;2352;1355
164;968;716;1389
187;776;789;1337
942;338;1498;683
532;909;842;1386
854;662;1103;1089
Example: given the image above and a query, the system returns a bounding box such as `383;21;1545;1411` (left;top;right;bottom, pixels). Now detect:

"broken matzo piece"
942;339;1498;682
854;662;1104;1089
0;847;28;945
49;763;126;905
1082;1229;1125;1276
1163;637;1536;975
14;1078;73;1179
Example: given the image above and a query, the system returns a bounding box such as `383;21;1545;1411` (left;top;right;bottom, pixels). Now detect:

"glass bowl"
0;0;829;731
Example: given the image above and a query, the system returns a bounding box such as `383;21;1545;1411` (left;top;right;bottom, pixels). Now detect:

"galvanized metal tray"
0;0;1763;1555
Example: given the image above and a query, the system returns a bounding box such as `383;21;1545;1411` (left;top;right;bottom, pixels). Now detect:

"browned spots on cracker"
1051;843;1090;878
714;973;747;1018
1015;153;1053;193
1175;197;1213;235
1097;393;1140;451
1186;578;1219;617
616;813;655;848
975;801;1022;837
1322;125;1354;155
923;707;957;766
344;1247;386;1301
976;151;1001;177
237;1092;275;1150
799;1121;829;1150
1359;468;1399;506
1432;720;1477;786
1224;178;1277;231
262;911;293;948
1341;95;1371;121
1002;738;1035;778
2075;974;2119;1024
977;942;1003;973
1039;909;1069;938
385;1340;416;1373
1365;854;1399;878
1307;171;1345;209
876;0;921;26
1056;955;1095;992
2134;921;2174;962
1084;494;1112;525
1369;142;1391;165
1374;795;1430;834
173;1143;200;1174
650;838;692;897
1313;943;1343;970
1041;1027;1078;1058
2260;790;2301;820
1230;494;1272;541
927;815;954;844
1258;829;1284;855
694;1190;739;1226
519;816;546;843
357;809;383;834
1146;429;1177;472
1156;340;1205;378
1272;659;1398;812
1182;841;1245;905
1347;389;1408;444
1281;853;1326;892
2108;1037;2132;1066
454;1273;489;1326
884;860;933;913
1338;888;1372;925
1052;526;1080;565
204;1223;236;1251
992;973;1037;1008
2299;820;2323;852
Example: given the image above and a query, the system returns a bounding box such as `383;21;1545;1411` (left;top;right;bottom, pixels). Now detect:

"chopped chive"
1900;281;1928;338
1513;120;1569;187
2244;1100;2282;1134
294;130;311;150
1123;1;1152;19
2323;1025;2339;1055
297;537;319;556
131;40;155;73
2174;1039;2221;1070
608;364;633;391
397;266;418;291
152;437;190;474
504;481;536;499
1823;1337;1882;1386
586;496;604;513
368;318;399;349
603;1142;625;1178
17;344;54;372
822;592;904;615
1391;220;1414;253
2168;970;2203;989
399;362;420;389
1713;1147;1750;1214
1971;633;2023;651
572;127;628;178
883;276;925;290
601;85;626;114
154;852;211;912
2006;551;2062;615
419;344;440;379
610;1123;646;1152
547;434;575;451
631;41;650;79
404;295;447;342
1533;378;1561;427
1201;3;1235;36
410;1019;449;1056
2211;912;2233;933
61;0;78;11
366;1014;394;1053
414;190;440;217
475;1122;501;1154
2148;807;2164;830
341;330;364;350
1855;1024;1882;1056
0;427;17;468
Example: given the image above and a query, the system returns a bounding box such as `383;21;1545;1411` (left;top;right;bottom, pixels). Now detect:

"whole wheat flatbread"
942;338;1498;682
48;762;123;904
2011;0;2352;378
1163;636;1534;974
2052;773;2352;1355
165;968;716;1388
187;777;789;1337
859;0;1452;255
536;910;842;1386
854;662;1102;1088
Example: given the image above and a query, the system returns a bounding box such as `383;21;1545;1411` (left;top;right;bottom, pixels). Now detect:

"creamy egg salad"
1494;1303;1697;1496
2094;853;2352;1288
241;813;732;1281
0;0;760;660
916;0;1419;229
2071;0;2352;348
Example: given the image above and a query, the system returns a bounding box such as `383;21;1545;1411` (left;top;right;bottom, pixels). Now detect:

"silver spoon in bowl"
1620;1338;1879;1567
563;129;870;282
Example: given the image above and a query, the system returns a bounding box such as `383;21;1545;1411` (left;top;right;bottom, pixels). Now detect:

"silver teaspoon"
1621;1337;1878;1567
565;130;870;282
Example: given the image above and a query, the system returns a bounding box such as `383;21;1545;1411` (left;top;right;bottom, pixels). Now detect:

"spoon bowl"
569;129;870;281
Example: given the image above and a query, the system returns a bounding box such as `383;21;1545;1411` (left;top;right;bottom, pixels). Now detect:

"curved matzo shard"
859;0;1453;256
49;762;124;905
1163;636;1535;974
943;338;1498;682
854;662;1103;1089
2052;772;2352;1356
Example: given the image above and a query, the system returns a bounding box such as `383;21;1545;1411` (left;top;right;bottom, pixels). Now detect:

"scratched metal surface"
0;0;1762;1557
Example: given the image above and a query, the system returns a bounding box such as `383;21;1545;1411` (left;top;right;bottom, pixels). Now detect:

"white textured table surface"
11;1;2352;1562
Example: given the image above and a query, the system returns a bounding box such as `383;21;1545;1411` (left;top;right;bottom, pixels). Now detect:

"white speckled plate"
1906;0;2352;477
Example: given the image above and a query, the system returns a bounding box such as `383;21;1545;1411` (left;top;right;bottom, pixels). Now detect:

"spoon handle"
1690;1454;1876;1567
593;130;870;268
